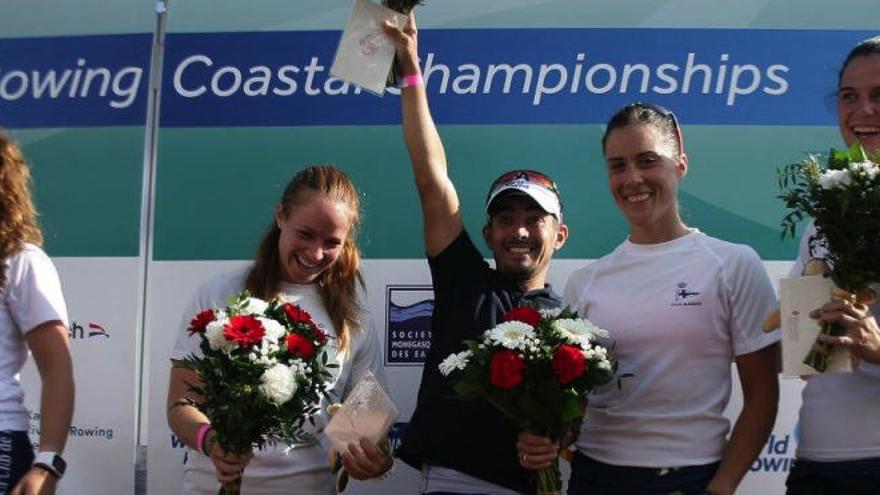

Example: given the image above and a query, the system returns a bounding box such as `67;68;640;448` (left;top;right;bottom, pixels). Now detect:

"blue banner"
0;34;151;128
160;28;874;127
2;29;873;128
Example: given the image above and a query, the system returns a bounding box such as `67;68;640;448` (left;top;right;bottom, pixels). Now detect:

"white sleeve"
789;221;829;277
169;273;240;361
5;247;69;334
727;247;780;356
169;290;208;361
562;266;591;316
341;317;387;400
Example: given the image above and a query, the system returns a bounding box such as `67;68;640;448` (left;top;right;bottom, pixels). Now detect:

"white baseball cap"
485;169;562;222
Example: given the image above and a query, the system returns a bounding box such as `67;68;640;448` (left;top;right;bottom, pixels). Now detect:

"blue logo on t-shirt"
671;282;702;307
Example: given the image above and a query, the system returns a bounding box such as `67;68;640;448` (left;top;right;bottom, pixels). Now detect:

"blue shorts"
0;431;35;494
568;451;719;495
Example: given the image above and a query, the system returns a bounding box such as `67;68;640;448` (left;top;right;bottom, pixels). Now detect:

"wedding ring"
521;453;528;464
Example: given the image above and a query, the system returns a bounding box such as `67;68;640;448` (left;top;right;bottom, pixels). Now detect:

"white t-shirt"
0;244;69;431
790;222;880;462
563;230;779;467
170;268;386;495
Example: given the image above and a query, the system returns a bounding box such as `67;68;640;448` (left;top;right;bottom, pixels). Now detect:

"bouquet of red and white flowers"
779;143;880;371
180;292;336;494
439;306;617;495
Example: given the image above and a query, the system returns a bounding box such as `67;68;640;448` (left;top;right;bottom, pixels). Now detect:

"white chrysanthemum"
818;169;852;190
539;308;563;319
438;350;472;376
597;359;612;370
259;363;298;405
553;318;591;346
205;318;237;352
487;321;535;350
259;317;286;344
241;297;270;316
849;160;879;180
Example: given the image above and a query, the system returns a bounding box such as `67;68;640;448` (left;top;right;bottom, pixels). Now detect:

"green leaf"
849;141;868;162
560;396;584;423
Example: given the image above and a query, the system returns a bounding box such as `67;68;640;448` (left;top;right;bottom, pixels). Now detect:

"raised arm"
384;14;463;256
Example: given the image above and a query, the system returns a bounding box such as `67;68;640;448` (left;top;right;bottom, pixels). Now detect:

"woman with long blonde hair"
166;165;390;494
0;130;74;495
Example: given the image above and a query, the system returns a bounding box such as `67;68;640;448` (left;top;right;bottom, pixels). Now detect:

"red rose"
286;333;316;360
551;345;587;384
490;350;526;389
310;322;328;345
503;307;541;327
223;315;265;347
283;303;313;324
188;309;215;335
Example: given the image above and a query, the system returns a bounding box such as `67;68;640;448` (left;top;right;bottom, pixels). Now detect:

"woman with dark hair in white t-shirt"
0;129;74;495
784;36;880;495
517;104;780;495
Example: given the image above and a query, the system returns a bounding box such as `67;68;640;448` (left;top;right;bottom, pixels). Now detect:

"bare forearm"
401;84;448;188
25;322;75;454
38;368;74;453
167;367;210;450
167;404;211;450
707;396;777;494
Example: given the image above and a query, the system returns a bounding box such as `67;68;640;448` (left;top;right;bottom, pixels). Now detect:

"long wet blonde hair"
0;130;43;289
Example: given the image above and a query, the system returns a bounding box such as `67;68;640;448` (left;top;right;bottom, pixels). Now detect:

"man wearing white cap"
385;15;569;495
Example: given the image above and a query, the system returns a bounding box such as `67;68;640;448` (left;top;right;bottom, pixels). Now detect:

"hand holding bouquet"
439;306;617;495
778;143;880;371
179;292;336;494
382;0;423;87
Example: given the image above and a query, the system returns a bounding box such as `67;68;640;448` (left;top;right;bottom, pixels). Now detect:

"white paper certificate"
330;0;407;96
780;275;852;376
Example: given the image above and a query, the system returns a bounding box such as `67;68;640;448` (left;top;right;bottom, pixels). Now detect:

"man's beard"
497;262;537;284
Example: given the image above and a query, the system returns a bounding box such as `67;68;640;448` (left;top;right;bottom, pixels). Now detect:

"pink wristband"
401;73;423;88
196;423;212;455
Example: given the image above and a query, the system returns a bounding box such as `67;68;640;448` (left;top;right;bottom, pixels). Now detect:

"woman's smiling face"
838;53;880;155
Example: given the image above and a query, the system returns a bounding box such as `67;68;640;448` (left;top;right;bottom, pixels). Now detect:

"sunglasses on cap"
629;102;685;155
486;169;560;199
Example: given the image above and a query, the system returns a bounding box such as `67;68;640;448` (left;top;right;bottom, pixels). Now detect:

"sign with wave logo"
385;286;433;365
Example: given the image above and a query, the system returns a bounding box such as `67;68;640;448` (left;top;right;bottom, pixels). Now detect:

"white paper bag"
780;275;852;376
325;371;399;452
330;0;407;95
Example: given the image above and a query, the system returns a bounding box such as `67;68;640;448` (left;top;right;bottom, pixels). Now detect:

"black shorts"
786;457;880;495
0;431;35;494
568;451;719;495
